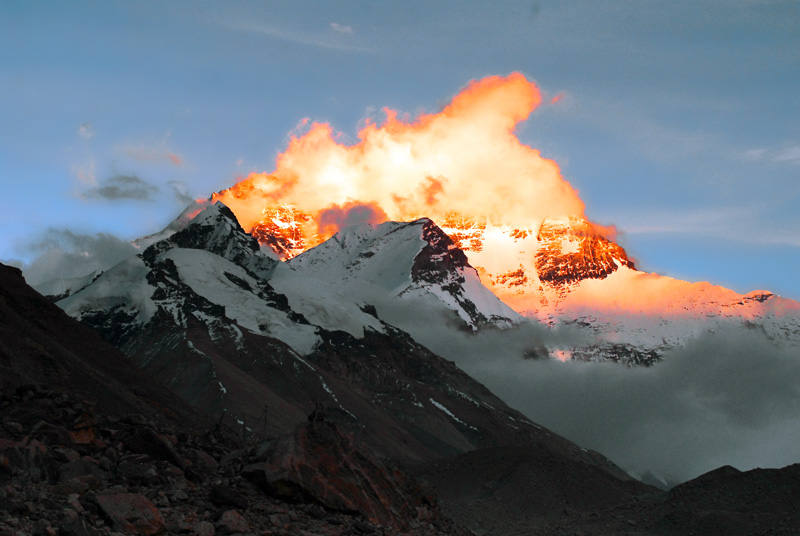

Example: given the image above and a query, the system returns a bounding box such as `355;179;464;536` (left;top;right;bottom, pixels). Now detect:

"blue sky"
1;0;799;298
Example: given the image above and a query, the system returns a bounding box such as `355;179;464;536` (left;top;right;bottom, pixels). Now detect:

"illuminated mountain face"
534;218;635;291
250;205;315;260
435;215;635;313
231;201;635;316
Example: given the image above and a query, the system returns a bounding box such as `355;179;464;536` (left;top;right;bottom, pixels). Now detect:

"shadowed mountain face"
0;223;655;534
0;262;207;428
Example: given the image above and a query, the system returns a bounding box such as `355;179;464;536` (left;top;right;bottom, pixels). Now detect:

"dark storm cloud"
82;174;159;201
460;329;800;485
23;230;138;287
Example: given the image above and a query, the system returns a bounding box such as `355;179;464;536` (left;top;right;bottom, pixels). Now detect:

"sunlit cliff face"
209;73;797;319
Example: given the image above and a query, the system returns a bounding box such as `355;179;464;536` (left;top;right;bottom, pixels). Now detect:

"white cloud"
330;22;353;35
742;144;800;165
743;148;768;161
221;18;370;52
775;145;800;164
22;230;138;287
72;158;96;186
78;122;96;140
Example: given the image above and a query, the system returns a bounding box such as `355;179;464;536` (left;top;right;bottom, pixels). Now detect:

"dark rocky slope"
0;263;206;428
0;385;468;536
0;262;467;535
414;446;800;535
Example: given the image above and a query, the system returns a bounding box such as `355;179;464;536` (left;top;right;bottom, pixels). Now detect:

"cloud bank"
317;201;388;237
375;297;800;485
23;230;138;288
214;73;586;241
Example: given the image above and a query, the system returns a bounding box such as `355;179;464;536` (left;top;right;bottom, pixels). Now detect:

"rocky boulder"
242;416;430;531
94;492;166;535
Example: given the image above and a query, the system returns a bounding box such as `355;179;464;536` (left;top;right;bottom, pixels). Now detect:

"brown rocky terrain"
534;217;635;295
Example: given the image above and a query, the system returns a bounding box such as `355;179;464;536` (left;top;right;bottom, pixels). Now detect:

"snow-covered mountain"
41;192;800;368
54;202;557;463
222;200;800;365
433;214;800;364
282;217;520;330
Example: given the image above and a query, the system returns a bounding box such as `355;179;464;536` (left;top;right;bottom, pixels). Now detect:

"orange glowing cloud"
213;72;587;239
550;91;565;105
166;152;184;166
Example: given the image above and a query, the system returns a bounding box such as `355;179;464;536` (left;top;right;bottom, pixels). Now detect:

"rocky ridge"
435;214;800;366
534;217;635;295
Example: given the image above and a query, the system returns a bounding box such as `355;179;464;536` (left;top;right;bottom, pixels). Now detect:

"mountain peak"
190;201;241;228
285;217;520;330
535;216;635;293
144;201;268;271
